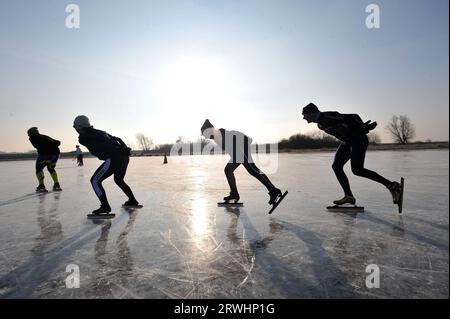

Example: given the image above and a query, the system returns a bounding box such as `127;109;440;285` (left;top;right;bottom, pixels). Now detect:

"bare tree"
135;133;153;151
386;115;416;144
368;132;381;144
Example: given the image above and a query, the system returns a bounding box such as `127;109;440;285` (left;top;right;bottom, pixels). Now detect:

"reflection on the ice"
32;192;64;256
0;151;447;299
191;194;208;239
91;210;139;298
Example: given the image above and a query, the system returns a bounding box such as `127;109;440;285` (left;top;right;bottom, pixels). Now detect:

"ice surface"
0;150;448;298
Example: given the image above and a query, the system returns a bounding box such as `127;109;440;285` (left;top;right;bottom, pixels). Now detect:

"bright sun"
155;56;238;129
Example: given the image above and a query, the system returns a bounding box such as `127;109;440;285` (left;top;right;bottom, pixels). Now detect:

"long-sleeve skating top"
29;134;61;155
78;127;130;160
212;128;253;156
75;147;83;156
317;111;375;142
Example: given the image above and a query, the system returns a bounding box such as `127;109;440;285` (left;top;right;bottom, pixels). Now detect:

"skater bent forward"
73;115;140;216
301;103;402;207
27;127;62;192
201;119;284;208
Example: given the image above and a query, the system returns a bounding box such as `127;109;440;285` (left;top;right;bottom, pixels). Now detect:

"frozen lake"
0;150;448;299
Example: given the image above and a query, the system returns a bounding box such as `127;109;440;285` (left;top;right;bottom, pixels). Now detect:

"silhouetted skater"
301;103;403;210
201;119;287;213
27;127;62;192
75;145;84;166
73;115;141;217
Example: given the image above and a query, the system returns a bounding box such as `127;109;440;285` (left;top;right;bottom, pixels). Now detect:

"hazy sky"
0;0;448;152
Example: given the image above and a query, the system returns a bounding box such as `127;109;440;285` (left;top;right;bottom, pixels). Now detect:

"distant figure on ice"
27;127;62;192
301;103;403;209
73;115;141;217
201;119;287;213
75;145;84;166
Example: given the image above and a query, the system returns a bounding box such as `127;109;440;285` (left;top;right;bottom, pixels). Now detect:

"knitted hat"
302;103;320;114
73;115;92;129
201;119;214;133
27;127;39;136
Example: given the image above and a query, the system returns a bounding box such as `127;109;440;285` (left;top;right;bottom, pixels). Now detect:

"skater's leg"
35;156;46;186
90;159;114;210
332;143;353;196
350;137;391;187
224;162;240;194
242;154;275;191
46;155;60;185
113;157;137;201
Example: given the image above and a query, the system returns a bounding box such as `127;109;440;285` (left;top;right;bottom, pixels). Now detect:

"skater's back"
29;132;61;155
316;111;372;142
78;127;130;160
217;128;252;156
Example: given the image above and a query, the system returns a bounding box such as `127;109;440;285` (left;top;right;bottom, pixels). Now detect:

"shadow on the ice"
360;212;448;251
0;207;133;298
401;214;449;232
275;218;358;298
223;207;357;298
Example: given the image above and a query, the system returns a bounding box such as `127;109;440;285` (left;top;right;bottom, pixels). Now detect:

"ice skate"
268;188;282;205
268;189;288;214
218;192;243;207
333;195;356;205
388;178;405;213
327;195;364;212
388;181;402;204
52;183;62;192
35;184;48;193
122;199;143;208
87;206;115;219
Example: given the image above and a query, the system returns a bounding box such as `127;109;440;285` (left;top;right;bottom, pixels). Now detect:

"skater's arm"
111;135;131;155
53;139;61;147
319;112;350;141
112;136;128;149
78;135;98;157
29;136;40;149
344;114;370;134
30;135;51;150
79;133;121;159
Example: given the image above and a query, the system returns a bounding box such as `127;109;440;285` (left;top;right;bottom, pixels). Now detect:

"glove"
364;121;377;131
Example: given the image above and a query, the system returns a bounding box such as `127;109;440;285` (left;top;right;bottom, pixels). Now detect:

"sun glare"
155;56;238;134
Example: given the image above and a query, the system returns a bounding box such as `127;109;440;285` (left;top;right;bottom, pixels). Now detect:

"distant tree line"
131;114;417;154
278;131;339;149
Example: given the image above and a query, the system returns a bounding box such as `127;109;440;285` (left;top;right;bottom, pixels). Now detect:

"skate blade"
122;204;143;208
327;205;364;212
218;202;244;207
398;177;405;214
87;214;115;219
268;191;288;214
